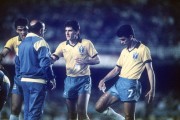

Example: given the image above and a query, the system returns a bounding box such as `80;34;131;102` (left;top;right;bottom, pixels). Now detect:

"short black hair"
65;20;80;31
117;24;134;38
14;18;29;29
29;20;44;33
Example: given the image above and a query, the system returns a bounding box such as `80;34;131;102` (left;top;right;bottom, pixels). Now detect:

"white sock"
102;107;125;120
9;114;19;120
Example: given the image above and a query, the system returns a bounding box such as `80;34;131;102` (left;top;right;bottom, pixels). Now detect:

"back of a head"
29;20;44;34
117;24;134;38
14;17;29;29
65;20;80;31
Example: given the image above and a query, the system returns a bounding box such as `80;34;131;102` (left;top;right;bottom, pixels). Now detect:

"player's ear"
40;28;43;35
16;29;19;33
129;35;134;40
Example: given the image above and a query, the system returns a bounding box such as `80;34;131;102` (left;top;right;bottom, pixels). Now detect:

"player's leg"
10;80;23;120
66;98;78;120
118;78;142;120
76;76;91;120
95;92;124;120
95;92;118;112
77;93;90;120
123;102;136;120
28;82;47;120
10;94;23;120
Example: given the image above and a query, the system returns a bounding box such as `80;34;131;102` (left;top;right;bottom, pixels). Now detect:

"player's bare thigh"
95;92;119;112
77;93;90;110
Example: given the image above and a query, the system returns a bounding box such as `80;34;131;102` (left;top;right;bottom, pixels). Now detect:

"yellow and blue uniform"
108;42;152;101
16;33;55;119
4;36;21;54
4;36;23;95
53;39;98;98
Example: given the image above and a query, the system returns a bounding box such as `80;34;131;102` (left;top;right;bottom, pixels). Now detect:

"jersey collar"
66;38;82;46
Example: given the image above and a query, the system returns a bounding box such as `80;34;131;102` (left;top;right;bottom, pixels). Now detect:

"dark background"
0;0;180;120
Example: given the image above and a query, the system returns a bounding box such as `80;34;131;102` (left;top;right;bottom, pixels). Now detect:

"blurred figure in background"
0;70;10;112
51;20;100;120
95;24;156;120
16;20;56;120
0;17;29;120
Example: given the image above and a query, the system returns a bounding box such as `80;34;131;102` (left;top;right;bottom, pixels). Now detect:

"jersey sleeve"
116;50;124;67
4;38;15;51
53;43;63;58
87;40;98;58
142;46;152;63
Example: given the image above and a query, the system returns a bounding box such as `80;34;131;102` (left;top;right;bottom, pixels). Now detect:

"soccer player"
16;20;56;120
51;20;100;120
0;70;10;111
95;24;156;120
0;17;29;120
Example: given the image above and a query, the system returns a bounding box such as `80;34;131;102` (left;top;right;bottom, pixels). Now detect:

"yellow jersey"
117;43;152;79
4;36;21;55
53;39;98;77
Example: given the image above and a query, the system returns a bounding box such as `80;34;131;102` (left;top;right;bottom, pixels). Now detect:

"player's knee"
95;103;104;113
68;111;77;119
125;113;135;120
11;106;21;115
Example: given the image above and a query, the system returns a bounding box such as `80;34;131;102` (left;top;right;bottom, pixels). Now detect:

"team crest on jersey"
133;52;139;59
78;45;85;55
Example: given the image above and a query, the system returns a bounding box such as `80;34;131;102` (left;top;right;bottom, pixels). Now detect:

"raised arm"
98;66;121;92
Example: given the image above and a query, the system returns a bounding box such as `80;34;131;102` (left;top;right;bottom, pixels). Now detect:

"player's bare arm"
75;55;100;65
0;48;11;62
145;62;156;103
51;54;61;63
98;66;121;91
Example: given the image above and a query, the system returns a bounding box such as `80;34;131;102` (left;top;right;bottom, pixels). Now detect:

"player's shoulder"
139;42;150;50
7;36;19;42
81;38;93;44
59;40;67;46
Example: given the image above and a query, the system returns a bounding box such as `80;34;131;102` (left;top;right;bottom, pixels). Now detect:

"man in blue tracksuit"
16;20;56;120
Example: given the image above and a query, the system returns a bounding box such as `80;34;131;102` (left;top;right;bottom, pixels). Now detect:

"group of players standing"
0;18;155;120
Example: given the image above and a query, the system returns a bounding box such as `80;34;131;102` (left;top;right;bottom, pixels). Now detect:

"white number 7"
128;89;133;98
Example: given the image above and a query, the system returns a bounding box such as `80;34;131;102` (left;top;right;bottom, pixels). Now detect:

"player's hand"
145;90;155;104
50;55;57;64
98;80;106;93
75;57;85;65
47;79;56;90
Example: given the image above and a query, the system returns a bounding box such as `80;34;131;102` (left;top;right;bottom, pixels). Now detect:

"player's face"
119;36;131;46
65;27;79;41
16;26;28;40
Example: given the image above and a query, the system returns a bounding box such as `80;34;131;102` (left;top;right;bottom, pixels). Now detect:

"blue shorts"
11;77;23;95
107;77;142;102
63;75;92;98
